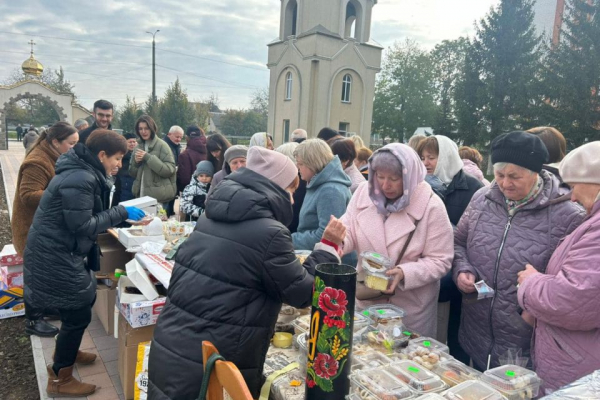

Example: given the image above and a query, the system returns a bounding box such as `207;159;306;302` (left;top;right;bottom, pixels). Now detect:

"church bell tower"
267;0;382;145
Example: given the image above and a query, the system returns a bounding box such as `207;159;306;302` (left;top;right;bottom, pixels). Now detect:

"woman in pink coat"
340;143;454;337
517;141;600;395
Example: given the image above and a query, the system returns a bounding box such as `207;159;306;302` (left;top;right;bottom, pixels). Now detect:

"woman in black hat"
452;131;586;371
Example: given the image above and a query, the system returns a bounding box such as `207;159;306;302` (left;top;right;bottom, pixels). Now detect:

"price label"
408;366;420;373
506;370;516;377
423;341;431;347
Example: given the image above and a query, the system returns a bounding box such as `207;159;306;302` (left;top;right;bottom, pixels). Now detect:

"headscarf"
433;135;463;185
368;143;426;217
249;132;269;148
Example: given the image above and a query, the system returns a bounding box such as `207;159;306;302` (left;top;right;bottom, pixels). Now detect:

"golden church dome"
22;54;44;77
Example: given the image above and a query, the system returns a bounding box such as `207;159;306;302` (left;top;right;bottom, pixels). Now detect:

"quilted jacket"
452;170;585;370
518;200;600;394
23;144;128;310
129;135;177;203
147;168;339;399
176;135;207;192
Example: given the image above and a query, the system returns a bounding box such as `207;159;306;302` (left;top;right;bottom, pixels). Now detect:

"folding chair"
198;341;254;400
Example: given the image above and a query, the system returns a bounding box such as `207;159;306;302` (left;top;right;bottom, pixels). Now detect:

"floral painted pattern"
306;276;352;392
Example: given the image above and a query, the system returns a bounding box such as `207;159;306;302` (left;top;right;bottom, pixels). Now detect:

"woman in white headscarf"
416;134;484;365
249;132;274;150
417;135;484;225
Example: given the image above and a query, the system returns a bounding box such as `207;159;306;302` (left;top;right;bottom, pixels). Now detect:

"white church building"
267;0;382;145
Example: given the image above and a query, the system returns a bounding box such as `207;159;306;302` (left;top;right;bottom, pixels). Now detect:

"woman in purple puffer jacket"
453;131;585;371
517;141;600;395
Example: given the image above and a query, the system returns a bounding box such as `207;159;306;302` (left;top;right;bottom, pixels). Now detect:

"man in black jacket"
79;100;113;144
147;147;345;399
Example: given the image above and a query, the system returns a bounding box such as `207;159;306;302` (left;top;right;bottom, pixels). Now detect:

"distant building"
266;0;383;145
206;112;224;135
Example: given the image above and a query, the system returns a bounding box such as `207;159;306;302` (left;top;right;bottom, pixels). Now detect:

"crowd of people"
11;98;599;398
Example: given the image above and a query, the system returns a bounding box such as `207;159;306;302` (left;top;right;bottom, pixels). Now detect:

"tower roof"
22;40;44;77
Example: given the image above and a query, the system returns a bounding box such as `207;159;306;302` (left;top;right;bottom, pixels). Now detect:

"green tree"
159;79;196;135
540;0;600;146
454;41;488;145
473;0;543;138
250;87;269;132
244;110;268;135
118;96;144;133
144;95;162;133
220;109;246;136
372;39;437;142
430;38;470;138
191;102;210;131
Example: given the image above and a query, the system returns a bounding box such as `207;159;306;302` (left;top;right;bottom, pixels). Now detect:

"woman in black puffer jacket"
148;147;345;400
24;130;144;398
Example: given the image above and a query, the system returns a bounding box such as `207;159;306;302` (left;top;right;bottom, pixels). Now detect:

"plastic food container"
354;312;370;331
431;360;481;387
294;250;311;264
292;314;310;334
363;304;406;325
414;394;445;400
481;365;541;400
350;369;416;400
361;251;394;291
271;370;305;400
385;361;448;394
408;337;450;354
363;324;411;354
444;380;507;400
296;332;308;355
354;351;393;369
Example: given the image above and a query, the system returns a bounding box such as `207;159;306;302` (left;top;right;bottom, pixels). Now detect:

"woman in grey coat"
453;131;585;371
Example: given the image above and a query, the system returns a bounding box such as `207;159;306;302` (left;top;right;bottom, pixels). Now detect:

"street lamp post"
146;30;160;103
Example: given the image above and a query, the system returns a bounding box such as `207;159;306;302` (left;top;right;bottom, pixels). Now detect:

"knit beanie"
224;145;248;164
194;160;215;177
246;147;298;190
123;132;137;140
491;131;549;173
559;141;600;185
186;125;204;137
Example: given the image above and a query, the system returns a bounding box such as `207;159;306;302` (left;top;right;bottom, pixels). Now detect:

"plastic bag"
498;348;529;368
475;280;495;300
542;370;600;399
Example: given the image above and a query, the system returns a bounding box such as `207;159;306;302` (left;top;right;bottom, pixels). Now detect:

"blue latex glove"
125;206;145;221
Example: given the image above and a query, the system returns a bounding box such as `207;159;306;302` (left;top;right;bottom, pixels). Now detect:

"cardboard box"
117;276;166;328
93;283;117;335
120;196;158;217
117;229;165;249
98;233;133;274
0;244;24;267
1;265;23;288
118;314;155;400
0;286;25;319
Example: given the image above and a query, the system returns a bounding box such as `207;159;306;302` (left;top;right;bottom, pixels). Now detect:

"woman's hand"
457;272;476;293
135;149;146;163
521;310;535;327
383;267;404;294
517;264;540;286
322;216;346;246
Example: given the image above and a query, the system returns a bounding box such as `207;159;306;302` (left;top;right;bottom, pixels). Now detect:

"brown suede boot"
75;350;97;365
52;350;97;365
46;365;96;397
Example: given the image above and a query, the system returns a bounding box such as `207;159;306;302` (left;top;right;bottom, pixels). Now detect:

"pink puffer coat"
518;200;600;395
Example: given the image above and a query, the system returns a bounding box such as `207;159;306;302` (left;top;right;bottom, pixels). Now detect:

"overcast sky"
0;0;501;111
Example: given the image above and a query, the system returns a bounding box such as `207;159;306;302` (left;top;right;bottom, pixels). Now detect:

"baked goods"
444;380;507;400
361;252;393;291
363;305;406;325
431;360;481;387
384;361;447;394
350;368;415;400
481;365;541;400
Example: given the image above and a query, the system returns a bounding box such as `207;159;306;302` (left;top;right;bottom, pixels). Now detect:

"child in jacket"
180;161;213;220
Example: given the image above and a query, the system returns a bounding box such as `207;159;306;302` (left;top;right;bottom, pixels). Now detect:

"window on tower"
285;72;293;100
284;0;298;38
342;74;352;103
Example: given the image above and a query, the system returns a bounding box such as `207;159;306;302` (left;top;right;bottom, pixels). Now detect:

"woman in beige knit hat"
517;141;600;394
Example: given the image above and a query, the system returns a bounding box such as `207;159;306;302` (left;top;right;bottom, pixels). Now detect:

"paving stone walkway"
1;140;123;400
